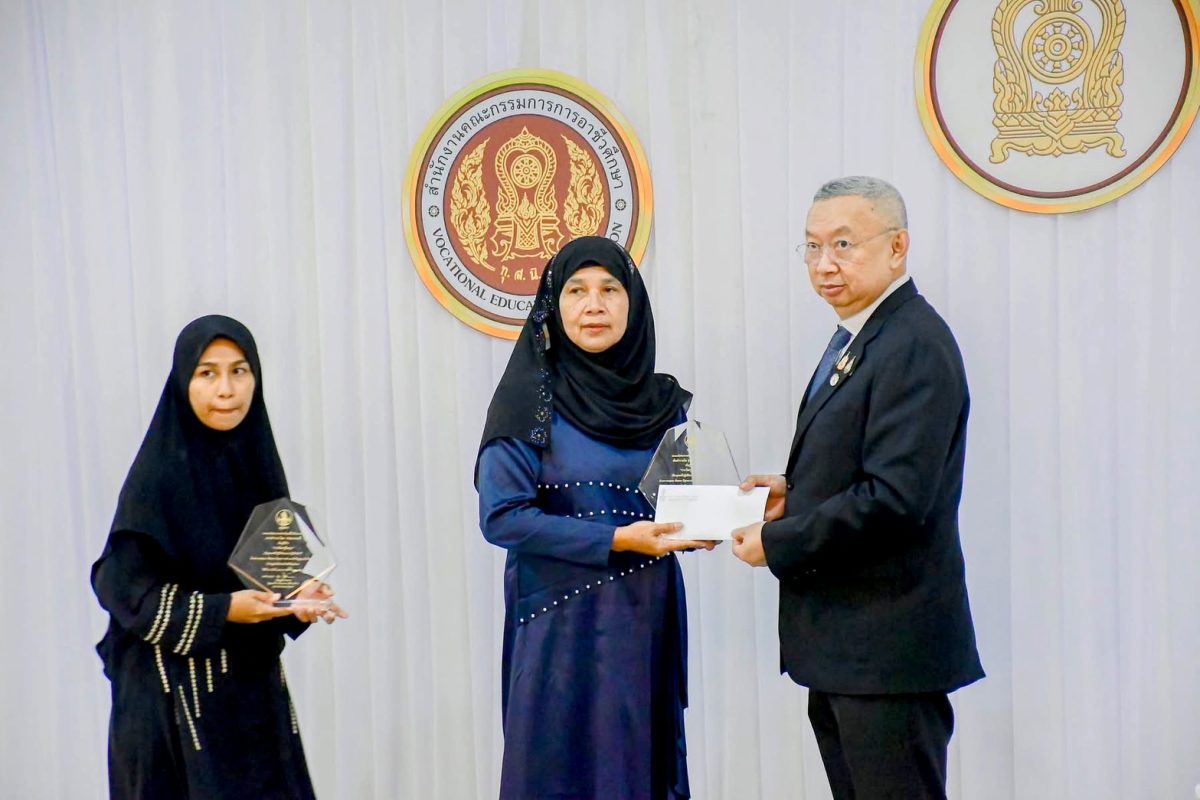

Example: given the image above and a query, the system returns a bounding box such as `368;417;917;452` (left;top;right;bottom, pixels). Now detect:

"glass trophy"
228;498;336;608
638;419;741;509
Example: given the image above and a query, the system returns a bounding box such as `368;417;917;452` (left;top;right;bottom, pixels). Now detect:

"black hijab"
97;315;288;590
478;236;690;468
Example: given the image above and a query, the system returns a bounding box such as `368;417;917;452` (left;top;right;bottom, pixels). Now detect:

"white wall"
1;1;1197;798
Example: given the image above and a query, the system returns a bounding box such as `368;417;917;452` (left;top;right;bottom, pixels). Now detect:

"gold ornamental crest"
991;0;1127;162
916;0;1200;213
405;70;653;339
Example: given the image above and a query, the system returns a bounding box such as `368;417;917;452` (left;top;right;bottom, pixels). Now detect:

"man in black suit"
732;176;983;799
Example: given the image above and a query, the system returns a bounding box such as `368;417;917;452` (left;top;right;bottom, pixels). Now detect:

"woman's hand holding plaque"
228;499;345;618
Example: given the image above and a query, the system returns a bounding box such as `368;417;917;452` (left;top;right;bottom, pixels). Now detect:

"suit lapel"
785;280;920;474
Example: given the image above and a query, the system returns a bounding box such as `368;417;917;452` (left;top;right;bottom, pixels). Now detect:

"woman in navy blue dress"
476;237;713;799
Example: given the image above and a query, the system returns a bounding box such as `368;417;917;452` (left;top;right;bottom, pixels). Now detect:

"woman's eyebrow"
194;359;250;369
566;276;620;284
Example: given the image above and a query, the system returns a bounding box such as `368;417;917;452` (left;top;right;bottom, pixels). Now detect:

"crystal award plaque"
228;498;336;608
638;419;741;509
639;421;767;539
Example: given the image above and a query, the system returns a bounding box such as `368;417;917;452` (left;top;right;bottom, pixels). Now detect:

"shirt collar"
839;274;911;344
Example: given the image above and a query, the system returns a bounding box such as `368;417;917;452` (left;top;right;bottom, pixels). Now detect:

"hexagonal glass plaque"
638;419;741;509
228;498;336;608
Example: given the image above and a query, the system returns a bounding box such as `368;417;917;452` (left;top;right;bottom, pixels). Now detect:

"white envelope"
653;484;769;540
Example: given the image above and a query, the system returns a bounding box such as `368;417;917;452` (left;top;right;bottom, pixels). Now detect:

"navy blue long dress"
478;412;690;799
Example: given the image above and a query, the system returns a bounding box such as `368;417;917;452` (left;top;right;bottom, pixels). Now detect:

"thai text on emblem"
991;0;1127;162
418;96;638;296
406;71;652;338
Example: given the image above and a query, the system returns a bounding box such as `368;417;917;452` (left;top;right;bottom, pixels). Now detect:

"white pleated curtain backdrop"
2;1;1198;798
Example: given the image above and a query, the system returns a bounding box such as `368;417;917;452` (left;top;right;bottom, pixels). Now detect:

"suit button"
786;481;794;491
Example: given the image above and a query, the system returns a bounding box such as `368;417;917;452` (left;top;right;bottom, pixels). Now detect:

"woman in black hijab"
477;237;713;799
91;315;344;800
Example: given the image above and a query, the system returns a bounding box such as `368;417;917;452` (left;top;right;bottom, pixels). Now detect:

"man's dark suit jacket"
762;279;984;695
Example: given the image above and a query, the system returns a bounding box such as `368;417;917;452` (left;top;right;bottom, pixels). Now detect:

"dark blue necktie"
806;325;851;402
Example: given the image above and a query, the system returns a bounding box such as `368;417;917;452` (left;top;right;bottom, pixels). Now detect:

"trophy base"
273;598;333;610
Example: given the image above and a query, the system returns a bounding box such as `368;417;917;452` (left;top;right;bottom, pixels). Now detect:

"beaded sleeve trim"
144;583;178;645
173;592;204;655
176;685;202;752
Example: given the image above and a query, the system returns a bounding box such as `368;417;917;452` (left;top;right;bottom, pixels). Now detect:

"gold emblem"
274;508;294;530
489;127;565;263
449;138;493;270
406;69;654;338
990;0;1126;162
449;128;607;277
917;0;1200;213
837;355;849;372
562;137;606;237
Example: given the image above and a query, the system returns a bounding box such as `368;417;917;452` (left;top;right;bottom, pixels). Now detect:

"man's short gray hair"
813;176;908;229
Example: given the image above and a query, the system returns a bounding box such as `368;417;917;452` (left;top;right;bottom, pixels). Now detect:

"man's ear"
891;229;910;263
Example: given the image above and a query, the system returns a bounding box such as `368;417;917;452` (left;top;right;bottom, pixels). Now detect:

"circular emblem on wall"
404;69;653;338
916;0;1200;213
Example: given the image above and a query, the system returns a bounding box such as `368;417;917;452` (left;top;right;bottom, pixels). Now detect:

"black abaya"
91;315;316;800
